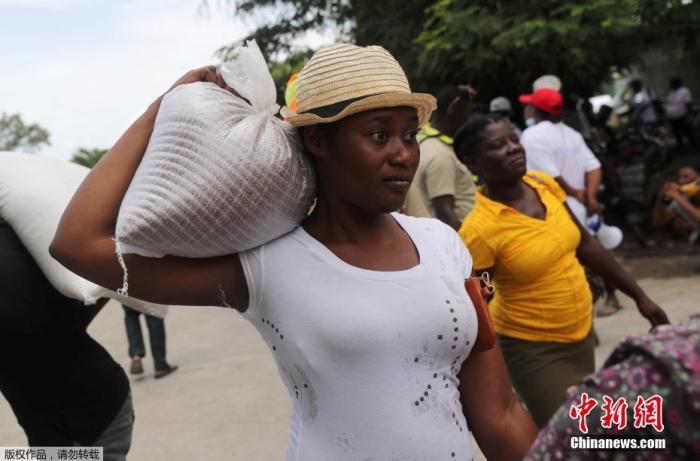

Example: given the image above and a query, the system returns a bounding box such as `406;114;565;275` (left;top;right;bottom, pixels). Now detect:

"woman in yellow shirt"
454;114;669;427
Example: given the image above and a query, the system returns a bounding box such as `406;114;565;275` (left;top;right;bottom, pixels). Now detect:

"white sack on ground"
115;40;315;265
0;152;168;318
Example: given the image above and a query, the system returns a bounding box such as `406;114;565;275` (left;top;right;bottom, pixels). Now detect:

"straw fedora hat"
281;43;436;127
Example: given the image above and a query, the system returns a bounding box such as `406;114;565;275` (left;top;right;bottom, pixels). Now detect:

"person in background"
652;161;700;244
0;218;132;461
526;313;700;460
489;96;522;138
666;77;697;151
532;79;622;318
599;136;652;316
532;74;561;93
628;79;659;127
406;85;476;229
576;100;594;142
454;114;669;428
523;83;624;323
587;104;615;164
519;88;603;226
609;136;653;246
122;304;178;379
531;74;590;138
401;181;431;218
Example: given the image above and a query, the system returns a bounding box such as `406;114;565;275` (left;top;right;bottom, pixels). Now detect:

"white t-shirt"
631;89;658;124
666;87;692;120
239;213;477;461
521;121;601;224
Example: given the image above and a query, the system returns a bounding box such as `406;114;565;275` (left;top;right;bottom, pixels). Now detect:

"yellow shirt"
458;171;592;343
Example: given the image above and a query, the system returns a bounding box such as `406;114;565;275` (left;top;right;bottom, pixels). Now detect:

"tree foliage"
416;0;699;101
216;0;353;60
71;147;108;169
214;0;699;104
0;112;50;153
268;49;314;104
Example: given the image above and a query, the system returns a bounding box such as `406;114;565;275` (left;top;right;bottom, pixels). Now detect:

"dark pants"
87;394;134;461
669;116;698;149
497;331;595;429
122;305;168;370
1;219;131;447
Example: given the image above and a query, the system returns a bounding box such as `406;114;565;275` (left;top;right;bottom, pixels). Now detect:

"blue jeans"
85;393;134;461
122;305;168;370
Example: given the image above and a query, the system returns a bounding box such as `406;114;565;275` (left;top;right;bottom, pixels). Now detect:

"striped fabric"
280;43;435;128
295;44;411;113
115;81;316;259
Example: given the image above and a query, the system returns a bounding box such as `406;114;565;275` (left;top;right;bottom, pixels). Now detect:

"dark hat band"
305;94;380;119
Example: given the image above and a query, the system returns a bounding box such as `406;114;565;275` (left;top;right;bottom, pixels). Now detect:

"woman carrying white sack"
51;43;537;460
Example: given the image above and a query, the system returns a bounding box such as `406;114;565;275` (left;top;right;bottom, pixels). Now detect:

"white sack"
0;152;169;318
115;40;315;265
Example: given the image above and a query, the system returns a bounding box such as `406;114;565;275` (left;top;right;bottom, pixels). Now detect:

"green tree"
213;0;699;103
416;0;699;100
215;0;353;60
213;0;433;97
0;112;50;152
71;147;108;169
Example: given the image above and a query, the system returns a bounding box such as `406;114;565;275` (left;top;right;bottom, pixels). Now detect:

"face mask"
525;117;536;127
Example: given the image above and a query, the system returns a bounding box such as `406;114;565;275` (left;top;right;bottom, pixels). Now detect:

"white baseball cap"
489;96;512;113
533;75;562;92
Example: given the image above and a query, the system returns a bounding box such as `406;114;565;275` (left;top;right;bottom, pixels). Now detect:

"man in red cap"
519;88;602;227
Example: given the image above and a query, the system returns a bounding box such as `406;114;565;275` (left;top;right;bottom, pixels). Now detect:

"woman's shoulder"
524;169;554;185
459;201;495;234
395;213;473;275
241;225;306;258
524;170;566;202
395;213;466;250
458;213;493;250
395;212;451;236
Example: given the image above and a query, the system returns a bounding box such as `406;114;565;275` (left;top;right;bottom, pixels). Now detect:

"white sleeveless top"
239;213;478;461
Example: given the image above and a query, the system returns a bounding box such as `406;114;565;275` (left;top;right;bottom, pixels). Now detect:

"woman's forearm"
554;175;581;198
670;194;700;223
569;204;669;325
577;235;646;302
460;346;537;460
567;204;646;302
486;398;538;460
53;98;162;250
585;168;602;203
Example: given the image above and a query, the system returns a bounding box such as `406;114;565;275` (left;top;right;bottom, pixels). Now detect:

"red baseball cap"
518;88;563;116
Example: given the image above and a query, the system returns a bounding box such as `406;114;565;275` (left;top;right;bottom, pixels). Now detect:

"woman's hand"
586;196;601;216
661;182;680;199
635;296;670;328
664;187;683;202
156;66;238;108
168;66;229;91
